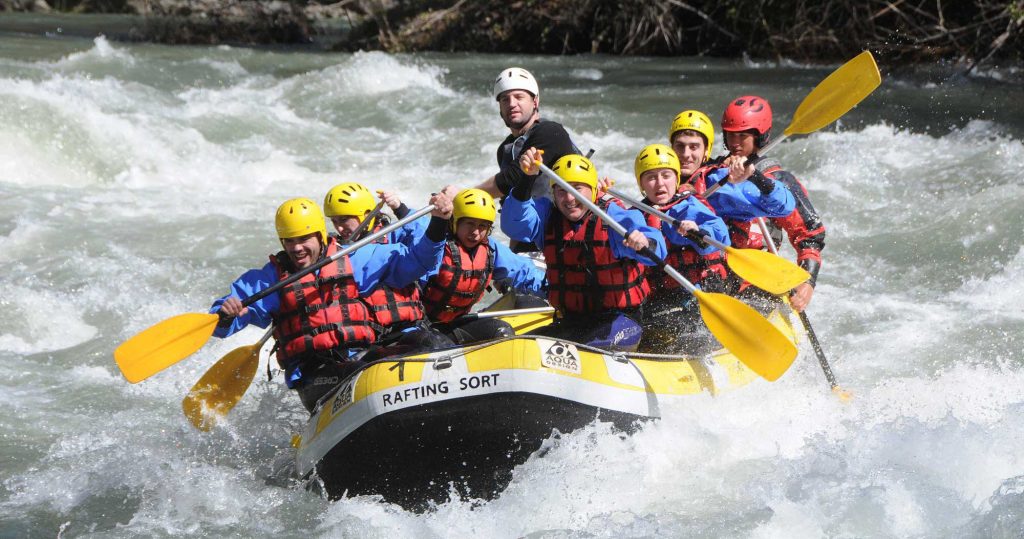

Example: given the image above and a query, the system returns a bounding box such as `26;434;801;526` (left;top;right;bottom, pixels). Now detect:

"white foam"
952;244;1024;319
3;39;1024;537
54;36;136;69
0;281;97;355
287;51;454;98
570;68;603;81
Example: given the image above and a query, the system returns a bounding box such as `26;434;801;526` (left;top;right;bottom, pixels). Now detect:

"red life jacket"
422;239;495;323
687;160;726;195
643;194;728;290
269;237;376;366
543;198;649;314
363;284;425;329
352;224;426;330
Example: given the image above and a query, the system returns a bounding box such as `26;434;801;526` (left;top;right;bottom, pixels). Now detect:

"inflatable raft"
294;307;797;509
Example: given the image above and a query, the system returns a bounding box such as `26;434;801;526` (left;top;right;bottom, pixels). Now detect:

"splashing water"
1;31;1023;538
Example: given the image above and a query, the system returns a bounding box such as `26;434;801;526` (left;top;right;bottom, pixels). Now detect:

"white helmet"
493;67;539;101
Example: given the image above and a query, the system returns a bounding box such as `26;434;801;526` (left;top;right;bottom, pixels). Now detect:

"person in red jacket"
719;96;826;312
323;182;452;353
212;196;452;411
502;152;667;351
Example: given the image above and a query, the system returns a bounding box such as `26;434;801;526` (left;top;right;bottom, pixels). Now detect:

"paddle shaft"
459;306;554;320
253;325;274;347
755;218;839;390
239;205;434;309
347;200;387;244
538;164;698;295
607;188;728;251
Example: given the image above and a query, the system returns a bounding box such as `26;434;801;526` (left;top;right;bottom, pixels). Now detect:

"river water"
2;20;1024;538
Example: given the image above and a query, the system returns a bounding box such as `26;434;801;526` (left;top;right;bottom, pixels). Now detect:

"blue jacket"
500;195;667;266
385;204;428;246
704;167;795;221
420;237;547;295
210;238;444;339
659;196;731;255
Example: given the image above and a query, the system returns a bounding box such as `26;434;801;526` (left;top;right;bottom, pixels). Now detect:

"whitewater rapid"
1;33;1023;537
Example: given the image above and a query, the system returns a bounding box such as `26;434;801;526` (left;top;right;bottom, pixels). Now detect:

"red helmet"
721;96;772;147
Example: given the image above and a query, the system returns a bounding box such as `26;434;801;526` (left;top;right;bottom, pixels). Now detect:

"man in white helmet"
474;67;577;202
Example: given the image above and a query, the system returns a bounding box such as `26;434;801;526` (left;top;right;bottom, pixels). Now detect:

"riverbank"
2;0;1022;71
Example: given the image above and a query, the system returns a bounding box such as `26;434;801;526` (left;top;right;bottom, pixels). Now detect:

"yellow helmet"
668;109;715;160
550;154;598;202
452;188;497;229
634;144;681;188
323;182;376;219
275;198;327;242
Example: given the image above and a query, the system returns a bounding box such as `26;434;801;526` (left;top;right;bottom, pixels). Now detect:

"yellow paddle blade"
724;246;811;295
785;51;881;136
501;311;555;334
114;313;220;383
182;342;261;431
695;290;798;381
832;386;854;402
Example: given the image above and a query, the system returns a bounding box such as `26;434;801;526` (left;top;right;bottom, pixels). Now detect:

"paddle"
349;199;386;242
182;326;272;431
114;204;436;383
179;205;389;429
607;187;810;295
458;306;554;320
703;50;881;197
755;217;851;400
538;163;797;381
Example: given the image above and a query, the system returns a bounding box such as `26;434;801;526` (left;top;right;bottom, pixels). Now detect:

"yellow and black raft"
293;307;797;510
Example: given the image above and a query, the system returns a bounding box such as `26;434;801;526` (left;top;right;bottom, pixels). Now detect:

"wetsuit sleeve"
490;238;547;294
606;204;667;265
499;196;551;248
393;203;410;219
208;262;279;338
494;122;575;196
766;169;826;286
350;235;445;294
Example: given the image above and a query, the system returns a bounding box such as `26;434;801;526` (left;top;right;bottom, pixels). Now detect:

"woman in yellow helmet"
502;150;666;352
211;194;453;412
632;144;730;353
419;188;547;344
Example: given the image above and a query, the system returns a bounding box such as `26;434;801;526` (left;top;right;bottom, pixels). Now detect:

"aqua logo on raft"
331;380;355;415
542;341;582;374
